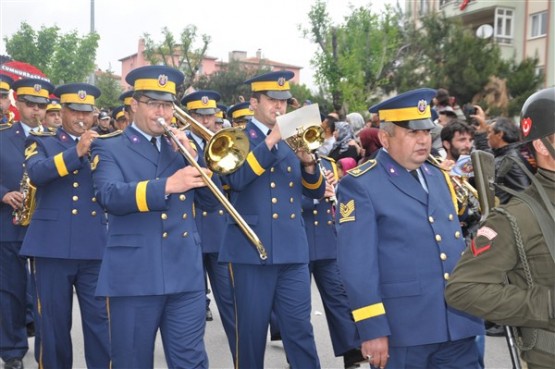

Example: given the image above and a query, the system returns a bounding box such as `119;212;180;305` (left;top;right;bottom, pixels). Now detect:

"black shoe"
205;308;213;321
343;348;365;369
486;324;505;337
270;332;282;341
26;322;35;337
4;358;24;369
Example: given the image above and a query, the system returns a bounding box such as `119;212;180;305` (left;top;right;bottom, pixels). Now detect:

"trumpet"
173;104;249;175
157;118;267;261
428;155;480;207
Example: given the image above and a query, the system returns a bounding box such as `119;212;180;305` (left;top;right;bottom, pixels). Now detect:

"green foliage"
501;57;544;116
95;67;123;110
143;25;210;88
4;22;99;84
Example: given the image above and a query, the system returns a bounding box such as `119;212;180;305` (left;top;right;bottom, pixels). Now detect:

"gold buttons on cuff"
428;216;434;223
454;231;461;239
179;194;186;201
218;210;224;216
272;213;279;219
72;196;79;201
72;209;78;215
444;273;450;280
435;234;442;242
91;211;97;216
440;253;447;261
73;182;79;188
270;182;276;188
448;214;454;221
272;198;277;204
161;213;168;220
162;232;168;238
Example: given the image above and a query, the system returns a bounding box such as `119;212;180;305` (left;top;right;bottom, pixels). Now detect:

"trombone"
157;118;267;261
173;104;249;175
428;155;479;206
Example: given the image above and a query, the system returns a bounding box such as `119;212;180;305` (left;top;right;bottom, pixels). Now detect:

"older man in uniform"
445;87;555;369
219;70;325;368
20;82;110;369
91;65;219;368
336;88;483;369
0;77;53;369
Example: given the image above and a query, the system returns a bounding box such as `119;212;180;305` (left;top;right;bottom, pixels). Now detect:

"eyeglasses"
19;100;48;110
138;99;174;111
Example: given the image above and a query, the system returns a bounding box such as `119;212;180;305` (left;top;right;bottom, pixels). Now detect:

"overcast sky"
1;0;396;89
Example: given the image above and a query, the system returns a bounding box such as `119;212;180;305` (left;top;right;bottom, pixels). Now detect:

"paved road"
21;283;514;369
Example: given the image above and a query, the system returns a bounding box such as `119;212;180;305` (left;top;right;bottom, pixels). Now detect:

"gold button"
435;234;442;242
182;232;188;237
182;213;188;220
91;197;97;202
440;253;447;261
444;273;450;280
73;170;79;175
73;182;79;188
313;210;318;215
91;211;97;216
272;198;277;204
289;182;294;188
218;210;224;216
161;213;168;220
162;232;168;238
202;211;208;216
326;209;331;214
179;194;186;201
270;182;276;188
455;231;461;239
290;213;296;219
448;214;454;221
270;167;275;172
289;198;294;203
327;220;333;225
287;166;292;172
73;196;79;201
314;221;319;226
272;213;279;219
72;209;78;215
428;216;434;223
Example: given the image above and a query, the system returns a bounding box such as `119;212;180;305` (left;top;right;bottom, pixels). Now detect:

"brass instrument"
428;155;480;209
283;124;324;153
173;104;249;175
157;118;267;261
12;168;36;226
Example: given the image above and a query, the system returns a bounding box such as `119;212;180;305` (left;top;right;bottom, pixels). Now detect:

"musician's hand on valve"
324;181;335;198
3;191;24;210
76;130;99;157
165;166;210;195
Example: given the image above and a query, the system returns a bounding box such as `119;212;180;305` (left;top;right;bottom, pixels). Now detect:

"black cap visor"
20;95;49;104
392;118;435;131
143;91;176;102
190;107;217;115
66;103;94;112
264;90;292;100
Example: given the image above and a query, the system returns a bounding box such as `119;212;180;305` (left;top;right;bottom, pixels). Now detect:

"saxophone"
12;168;36;226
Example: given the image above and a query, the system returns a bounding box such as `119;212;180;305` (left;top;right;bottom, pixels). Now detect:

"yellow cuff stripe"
16;86;49;98
441;169;459;214
53;153;69;177
302;172;323;190
379;105;431;122
134;79;176;94
352;303;386;322
246;152;265;176
251;81;290;92
136;181;149;212
187;99;217;110
60;93;95;105
231;108;253;119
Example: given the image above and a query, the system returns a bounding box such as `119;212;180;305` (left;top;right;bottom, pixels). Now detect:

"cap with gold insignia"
46;96;61;112
54;83;101;112
369;88;436;130
0;74;14;95
244;70;294;100
227;102;253;122
181;90;221;115
216;104;227;123
12;78;55;104
112;105;126;121
126;65;184;102
119;89;134;107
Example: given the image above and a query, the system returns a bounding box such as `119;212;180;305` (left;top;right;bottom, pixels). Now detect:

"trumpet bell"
205;127;250;175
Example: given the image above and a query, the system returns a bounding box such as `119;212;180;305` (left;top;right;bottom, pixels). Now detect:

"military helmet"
519;86;555;143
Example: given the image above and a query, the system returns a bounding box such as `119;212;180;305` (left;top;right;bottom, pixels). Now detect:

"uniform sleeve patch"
91;154;99;171
471;226;497;256
476;226;497;240
25;142;38;160
338;199;355;223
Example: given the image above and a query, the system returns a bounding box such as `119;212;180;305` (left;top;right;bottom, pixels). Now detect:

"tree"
4;22;99;84
143;26;210;90
95;67;123;110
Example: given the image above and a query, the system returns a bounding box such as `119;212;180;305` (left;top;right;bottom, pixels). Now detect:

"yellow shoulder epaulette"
30;130;56;136
0;122;12;131
320;155;336;163
347;159;377;177
97;130;123;139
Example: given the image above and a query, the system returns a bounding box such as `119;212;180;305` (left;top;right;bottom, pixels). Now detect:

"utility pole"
89;0;96;84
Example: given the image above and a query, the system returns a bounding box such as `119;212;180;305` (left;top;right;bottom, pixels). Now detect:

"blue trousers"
231;263;320;369
108;291;208;369
33;257;109;369
0;242;28;362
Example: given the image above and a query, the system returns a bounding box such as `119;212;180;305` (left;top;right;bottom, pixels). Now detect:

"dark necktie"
75;137;79;144
410;169;420;183
150;137;159;152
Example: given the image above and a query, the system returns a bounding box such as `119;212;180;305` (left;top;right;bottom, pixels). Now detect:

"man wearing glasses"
0;77;53;369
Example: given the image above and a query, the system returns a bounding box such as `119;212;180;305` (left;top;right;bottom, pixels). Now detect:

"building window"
419;0;429;16
530;11;547;38
439;0;453;6
495;8;514;44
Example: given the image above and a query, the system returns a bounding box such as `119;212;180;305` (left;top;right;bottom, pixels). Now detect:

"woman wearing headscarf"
328;121;361;162
358;127;382;163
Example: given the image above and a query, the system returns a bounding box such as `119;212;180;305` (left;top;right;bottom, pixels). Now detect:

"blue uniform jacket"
20;128;106;259
219;120;325;264
336;149;483;347
91;126;219;297
303;156;337;261
0;123;27;242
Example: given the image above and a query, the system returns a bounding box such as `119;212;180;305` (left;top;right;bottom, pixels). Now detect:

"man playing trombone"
91;65;219;368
